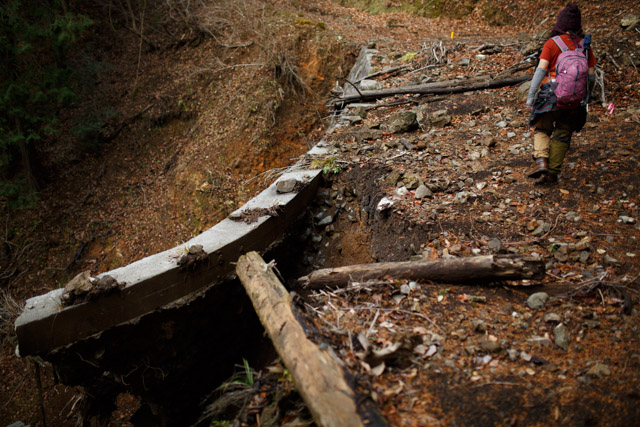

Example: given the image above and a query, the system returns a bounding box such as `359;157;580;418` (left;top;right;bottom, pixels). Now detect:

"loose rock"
527;292;549;310
554;323;570;351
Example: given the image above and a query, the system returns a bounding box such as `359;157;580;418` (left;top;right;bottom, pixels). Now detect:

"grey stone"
575;239;591;251
415;185;433;200
341;115;363;125
528;336;553;346
500;303;515;315
454;191;477;204
276;178;298;193
317;215;334;226
359;79;382;91
376;197;394;212
565;211;582;222
416;106;451;129
395;186;409;196
517;80;532;101
603;255;620;265
351;107;368;119
507;349;519;361
527;292;549;310
619;215;636;224
479;339;502;353
404;173;421;190
554;323;570;351
471;319;487;333
544;313;561;323
587;362;611;377
488;238;505;254
585;320;600;329
532;222;551;237
388;111;418;133
385;170;402;185
621;14;640;30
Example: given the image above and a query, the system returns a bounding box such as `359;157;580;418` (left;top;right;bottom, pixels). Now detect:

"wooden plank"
236;252;384;427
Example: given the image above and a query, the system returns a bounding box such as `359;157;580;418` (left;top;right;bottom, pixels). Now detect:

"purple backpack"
551;36;589;109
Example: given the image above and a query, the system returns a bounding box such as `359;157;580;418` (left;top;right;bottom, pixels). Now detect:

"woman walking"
525;3;597;184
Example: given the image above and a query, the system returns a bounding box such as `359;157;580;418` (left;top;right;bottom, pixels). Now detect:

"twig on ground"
472;381;518;388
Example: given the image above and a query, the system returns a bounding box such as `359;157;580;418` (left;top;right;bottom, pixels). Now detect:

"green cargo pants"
531;108;585;176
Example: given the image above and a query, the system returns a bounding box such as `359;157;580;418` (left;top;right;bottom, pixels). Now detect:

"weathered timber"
332;76;528;106
236;252;385;427
297;255;545;289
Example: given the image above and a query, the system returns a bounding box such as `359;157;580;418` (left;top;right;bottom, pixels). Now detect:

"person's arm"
526;59;550;107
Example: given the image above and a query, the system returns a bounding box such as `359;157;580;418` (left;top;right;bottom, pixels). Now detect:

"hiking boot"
534;173;558;185
527;157;549;179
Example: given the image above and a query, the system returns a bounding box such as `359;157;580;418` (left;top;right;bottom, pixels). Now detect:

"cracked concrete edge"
345;47;378;96
14;150;329;356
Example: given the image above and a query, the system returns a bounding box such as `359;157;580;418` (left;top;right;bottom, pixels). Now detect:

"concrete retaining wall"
15;44;375;357
15;147;329;356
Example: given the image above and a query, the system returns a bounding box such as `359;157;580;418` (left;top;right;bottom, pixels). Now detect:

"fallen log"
236;252;386;427
331;76;528;106
298;254;545;290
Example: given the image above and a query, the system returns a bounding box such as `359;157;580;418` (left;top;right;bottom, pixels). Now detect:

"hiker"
525;3;596;184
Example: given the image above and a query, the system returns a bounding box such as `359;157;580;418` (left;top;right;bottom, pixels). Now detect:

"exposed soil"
2;0;640;425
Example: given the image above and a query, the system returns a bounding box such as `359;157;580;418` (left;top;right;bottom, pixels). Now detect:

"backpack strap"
552;35;586;54
552;35;569;52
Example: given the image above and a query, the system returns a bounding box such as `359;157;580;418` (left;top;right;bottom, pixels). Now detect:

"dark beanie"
554;3;582;34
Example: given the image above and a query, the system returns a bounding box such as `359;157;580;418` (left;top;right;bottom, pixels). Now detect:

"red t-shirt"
540;34;596;84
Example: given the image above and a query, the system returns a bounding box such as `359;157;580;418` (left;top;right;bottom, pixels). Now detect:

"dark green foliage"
0;0;92;207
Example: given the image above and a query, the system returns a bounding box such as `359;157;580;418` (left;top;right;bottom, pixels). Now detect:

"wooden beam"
236;252;385;427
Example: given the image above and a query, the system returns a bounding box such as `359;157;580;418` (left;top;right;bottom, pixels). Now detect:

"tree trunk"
236;252;386;427
298;255;545;289
332;76;528;106
16;120;40;192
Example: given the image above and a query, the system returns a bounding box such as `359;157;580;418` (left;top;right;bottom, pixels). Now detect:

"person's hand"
526;96;534;108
